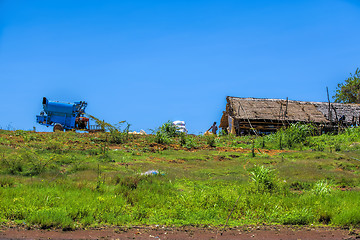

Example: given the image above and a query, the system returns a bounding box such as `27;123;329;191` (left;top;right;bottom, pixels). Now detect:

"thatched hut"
220;96;360;135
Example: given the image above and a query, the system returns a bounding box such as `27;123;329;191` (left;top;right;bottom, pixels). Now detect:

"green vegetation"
249;165;280;193
333;67;360;103
0;125;359;230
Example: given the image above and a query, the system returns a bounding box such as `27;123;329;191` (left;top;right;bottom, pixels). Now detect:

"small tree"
333;68;360;103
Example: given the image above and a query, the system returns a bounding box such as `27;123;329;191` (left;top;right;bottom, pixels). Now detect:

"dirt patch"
110;143;289;156
214;155;230;161
0;225;358;240
214;147;289;156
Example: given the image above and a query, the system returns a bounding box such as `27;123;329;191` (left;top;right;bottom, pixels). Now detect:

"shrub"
159;121;179;138
180;134;199;149
155;131;172;144
154;121;179;144
0;154;24;175
204;135;217;148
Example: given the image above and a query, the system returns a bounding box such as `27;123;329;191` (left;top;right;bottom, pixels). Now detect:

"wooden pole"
326;87;332;123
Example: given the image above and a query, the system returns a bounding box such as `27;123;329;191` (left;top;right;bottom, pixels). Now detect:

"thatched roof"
226;97;338;124
311;102;360;124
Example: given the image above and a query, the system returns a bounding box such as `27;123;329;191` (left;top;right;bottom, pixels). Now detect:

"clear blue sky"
1;0;359;134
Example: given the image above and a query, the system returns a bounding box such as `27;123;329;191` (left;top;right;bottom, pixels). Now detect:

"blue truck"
36;97;97;132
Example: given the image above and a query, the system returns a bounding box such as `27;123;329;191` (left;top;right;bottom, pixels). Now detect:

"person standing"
208;122;218;135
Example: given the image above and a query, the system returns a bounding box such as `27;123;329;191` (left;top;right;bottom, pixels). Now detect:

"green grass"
1;179;359;228
0;126;360;229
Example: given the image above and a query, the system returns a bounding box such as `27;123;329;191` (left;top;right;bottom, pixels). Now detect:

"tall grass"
1;179;359;228
264;123;315;149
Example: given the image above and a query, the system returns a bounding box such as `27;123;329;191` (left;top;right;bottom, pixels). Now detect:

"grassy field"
0;124;359;229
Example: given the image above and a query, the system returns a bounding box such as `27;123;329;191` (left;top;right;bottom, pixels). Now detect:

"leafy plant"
180;133;199;149
204;135;217;147
155;130;172;144
312;179;332;196
249;165;278;193
154;121;179;144
271;123;315;149
333;67;360;103
0;153;24;175
158;121;180;138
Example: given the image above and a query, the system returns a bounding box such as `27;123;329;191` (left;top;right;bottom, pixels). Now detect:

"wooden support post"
252;139;255;157
326;87;332;122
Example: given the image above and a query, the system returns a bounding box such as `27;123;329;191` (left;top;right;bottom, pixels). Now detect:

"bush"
204;135;217;148
155;131;172;144
154;121;180;144
0;154;24;175
180;134;199;149
159;121;179;138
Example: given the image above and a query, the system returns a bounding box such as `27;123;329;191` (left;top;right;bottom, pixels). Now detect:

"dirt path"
0;226;358;240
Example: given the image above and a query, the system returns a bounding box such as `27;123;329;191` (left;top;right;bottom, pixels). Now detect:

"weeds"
28;208;73;229
280;208;314;225
1;153;24;175
312;179;333;196
249;165;279;193
0;176;14;187
108;121;131;144
271;123;315;149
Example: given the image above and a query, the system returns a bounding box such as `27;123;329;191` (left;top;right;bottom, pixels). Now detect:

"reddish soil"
0;225;358;240
109;143;290;155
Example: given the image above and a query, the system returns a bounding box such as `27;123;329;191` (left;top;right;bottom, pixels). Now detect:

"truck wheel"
53;124;64;132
